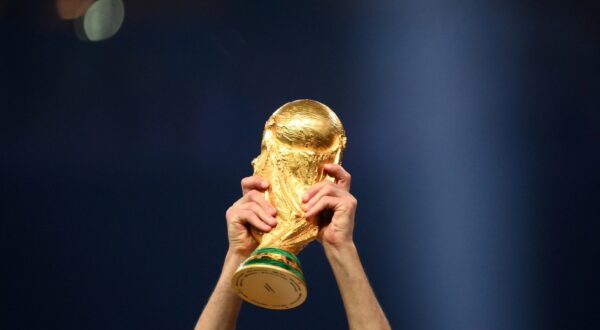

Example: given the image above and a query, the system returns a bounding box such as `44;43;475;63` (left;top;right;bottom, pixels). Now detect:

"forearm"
195;250;245;330
324;243;391;330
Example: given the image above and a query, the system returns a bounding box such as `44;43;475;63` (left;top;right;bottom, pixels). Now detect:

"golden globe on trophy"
231;99;347;310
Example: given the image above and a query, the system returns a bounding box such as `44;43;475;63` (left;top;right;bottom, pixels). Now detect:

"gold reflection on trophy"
232;99;346;309
250;99;346;253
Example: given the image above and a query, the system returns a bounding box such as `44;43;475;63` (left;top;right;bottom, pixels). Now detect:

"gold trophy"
231;99;346;309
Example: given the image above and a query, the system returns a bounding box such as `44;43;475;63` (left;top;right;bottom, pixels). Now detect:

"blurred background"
1;1;598;329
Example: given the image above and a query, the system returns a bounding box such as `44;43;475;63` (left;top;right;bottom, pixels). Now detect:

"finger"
244;190;277;216
323;163;351;191
304;196;338;218
302;180;330;203
303;183;343;210
237;209;272;232
241;176;269;195
242;202;277;227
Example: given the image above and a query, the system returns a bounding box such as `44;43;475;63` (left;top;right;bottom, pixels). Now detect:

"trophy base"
232;248;307;310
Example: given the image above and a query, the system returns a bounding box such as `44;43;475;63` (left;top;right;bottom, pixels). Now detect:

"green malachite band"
243;258;305;282
252;247;301;267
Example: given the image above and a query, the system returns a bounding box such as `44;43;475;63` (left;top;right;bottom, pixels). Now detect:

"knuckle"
226;206;237;218
241;177;250;187
348;196;358;207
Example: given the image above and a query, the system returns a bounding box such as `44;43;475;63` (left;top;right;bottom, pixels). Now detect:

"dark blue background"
1;1;598;329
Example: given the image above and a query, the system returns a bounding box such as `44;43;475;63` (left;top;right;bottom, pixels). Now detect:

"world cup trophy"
231;99;347;309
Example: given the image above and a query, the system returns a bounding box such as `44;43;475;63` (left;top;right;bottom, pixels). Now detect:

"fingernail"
261;181;269;188
302;193;308;202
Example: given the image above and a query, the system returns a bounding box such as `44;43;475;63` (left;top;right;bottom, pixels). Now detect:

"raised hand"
225;176;277;256
302;164;357;250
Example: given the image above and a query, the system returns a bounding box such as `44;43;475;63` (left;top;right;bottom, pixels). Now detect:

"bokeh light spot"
78;0;125;42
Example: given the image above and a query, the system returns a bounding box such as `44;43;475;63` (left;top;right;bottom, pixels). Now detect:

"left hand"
302;164;357;250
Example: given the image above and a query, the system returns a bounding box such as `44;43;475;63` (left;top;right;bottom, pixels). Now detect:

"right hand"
225;176;278;256
302;164;356;251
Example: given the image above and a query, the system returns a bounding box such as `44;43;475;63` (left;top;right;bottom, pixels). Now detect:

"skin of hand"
225;177;278;256
302;163;356;250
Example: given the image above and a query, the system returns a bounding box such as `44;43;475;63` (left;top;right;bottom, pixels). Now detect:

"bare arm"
194;251;244;330
323;243;390;330
195;177;277;330
303;164;391;330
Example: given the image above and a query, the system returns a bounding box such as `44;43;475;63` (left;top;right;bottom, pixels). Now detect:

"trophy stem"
232;247;307;310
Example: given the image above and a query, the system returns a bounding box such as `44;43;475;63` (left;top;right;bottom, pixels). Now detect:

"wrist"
217;249;247;281
323;240;357;260
227;243;255;258
225;248;249;266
